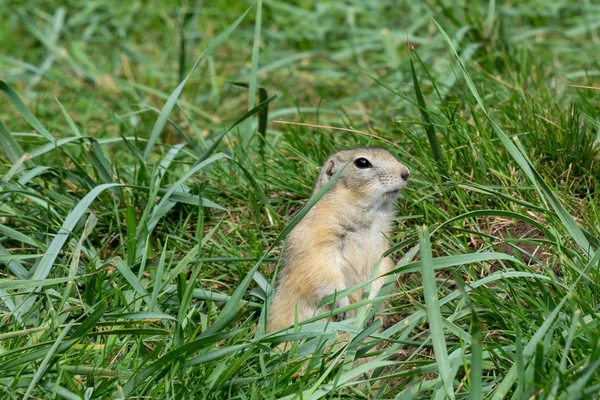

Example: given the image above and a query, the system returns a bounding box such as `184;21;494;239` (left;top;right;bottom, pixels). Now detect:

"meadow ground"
1;0;600;398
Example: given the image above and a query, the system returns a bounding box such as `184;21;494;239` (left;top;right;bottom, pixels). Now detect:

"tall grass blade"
410;55;446;166
149;239;168;313
257;86;268;162
0;120;27;165
30;183;123;281
60;213;96;312
390;251;523;275
185;343;251;367
126;204;137;266
113;255;158;311
56;98;82;137
88;140;114;185
470;310;483;400
0;223;38;247
533;341;545;390
23;321;74;400
0;80;55;142
244;0;262;148
418;225;455;399
70;302;107;337
0;276;76;290
0;245;29;279
175;259;203;346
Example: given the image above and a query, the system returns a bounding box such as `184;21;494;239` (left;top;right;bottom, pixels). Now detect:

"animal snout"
400;166;410;181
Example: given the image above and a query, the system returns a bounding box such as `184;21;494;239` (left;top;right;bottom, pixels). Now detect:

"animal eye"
354;157;372;169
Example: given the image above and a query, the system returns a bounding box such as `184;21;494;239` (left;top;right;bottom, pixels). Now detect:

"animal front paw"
332;312;349;322
332;310;349;322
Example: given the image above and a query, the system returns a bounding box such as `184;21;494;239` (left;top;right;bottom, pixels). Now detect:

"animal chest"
337;225;388;285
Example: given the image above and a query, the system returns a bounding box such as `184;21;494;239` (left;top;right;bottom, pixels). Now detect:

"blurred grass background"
1;0;600;398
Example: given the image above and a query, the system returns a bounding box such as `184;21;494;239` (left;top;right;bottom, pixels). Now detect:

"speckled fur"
267;148;410;333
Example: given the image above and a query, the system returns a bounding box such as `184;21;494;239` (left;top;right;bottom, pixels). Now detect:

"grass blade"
0;120;27;165
88;140;115;185
467;299;482;399
113;257;155;312
0;80;55;142
419;225;455;399
0;276;76;290
23;321;74;400
149;239;168;313
389;251;523;275
0;245;29;279
0;223;38;247
31;183;124;281
243;0;263;148
409;54;446;166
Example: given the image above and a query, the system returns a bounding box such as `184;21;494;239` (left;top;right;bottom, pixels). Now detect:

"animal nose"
400;167;410;181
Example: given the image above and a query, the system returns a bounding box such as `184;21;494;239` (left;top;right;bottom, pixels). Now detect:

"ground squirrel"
267;148;410;334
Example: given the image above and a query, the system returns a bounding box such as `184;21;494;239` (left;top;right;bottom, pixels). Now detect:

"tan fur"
267;148;410;334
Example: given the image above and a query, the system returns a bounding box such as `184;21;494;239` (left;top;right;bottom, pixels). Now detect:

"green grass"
1;0;600;398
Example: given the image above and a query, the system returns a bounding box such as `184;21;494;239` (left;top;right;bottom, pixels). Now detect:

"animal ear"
325;159;337;178
312;157;339;196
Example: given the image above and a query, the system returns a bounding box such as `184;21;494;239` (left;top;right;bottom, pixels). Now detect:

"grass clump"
1;0;600;398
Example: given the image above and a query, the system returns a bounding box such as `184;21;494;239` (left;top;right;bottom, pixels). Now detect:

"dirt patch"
487;218;552;266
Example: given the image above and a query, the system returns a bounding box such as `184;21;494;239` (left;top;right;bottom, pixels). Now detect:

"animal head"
313;148;410;207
